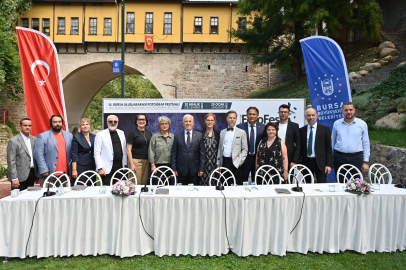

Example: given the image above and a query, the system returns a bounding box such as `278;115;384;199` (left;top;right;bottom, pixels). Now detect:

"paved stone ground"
0;178;10;199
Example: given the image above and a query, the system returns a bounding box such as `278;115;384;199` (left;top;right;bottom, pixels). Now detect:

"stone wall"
0;97;27;126
378;0;406;32
369;144;406;184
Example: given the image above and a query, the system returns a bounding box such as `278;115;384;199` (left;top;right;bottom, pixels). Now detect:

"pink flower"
360;180;364;184
361;187;366;192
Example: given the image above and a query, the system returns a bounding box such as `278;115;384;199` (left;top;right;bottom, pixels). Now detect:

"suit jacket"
217;127;248;169
236;121;266;154
7;133;37;182
299;123;333;171
276;119;301;165
171;129;206;176
34;129;73;177
72;132;96;166
94;128;127;174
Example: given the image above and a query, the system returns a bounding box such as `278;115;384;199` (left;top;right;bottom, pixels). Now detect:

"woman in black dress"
256;122;288;184
71;118;96;186
200;113;220;186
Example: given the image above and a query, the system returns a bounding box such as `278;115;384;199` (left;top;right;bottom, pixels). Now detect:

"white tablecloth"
238;184;406;256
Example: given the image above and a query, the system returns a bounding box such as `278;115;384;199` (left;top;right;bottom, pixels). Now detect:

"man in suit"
299;108;333;183
217;110;248;183
237;106;265;184
171;114;205;185
34;115;73;187
94;115;127;186
7;118;37;191
276;104;301;169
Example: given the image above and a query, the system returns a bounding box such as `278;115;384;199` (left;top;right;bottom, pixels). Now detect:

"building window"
104;18;112;35
210;17;218;34
71;17;79;35
57;17;65;34
89;18;97;35
164;13;172;35
21;18;29;28
254;17;263;29
145;12;153;34
194;17;202;34
32;18;39;31
42;19;50;36
238;17;247;31
126;12;134;34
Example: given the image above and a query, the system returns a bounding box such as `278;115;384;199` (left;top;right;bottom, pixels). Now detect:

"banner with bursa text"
300;36;352;181
16;27;68;136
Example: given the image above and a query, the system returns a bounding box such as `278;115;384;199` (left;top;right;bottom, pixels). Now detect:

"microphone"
216;181;224;191
291;175;303;192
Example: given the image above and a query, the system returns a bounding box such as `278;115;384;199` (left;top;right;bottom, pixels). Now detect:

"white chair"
255;165;283;185
336;164;363;184
149;166;177;186
43;171;71;188
369;163;392;184
110;168;137;186
209;167;236;186
74;170;102;187
288;164;314;184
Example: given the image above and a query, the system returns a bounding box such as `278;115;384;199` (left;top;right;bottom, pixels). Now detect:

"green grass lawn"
369;126;406;148
1;251;406;269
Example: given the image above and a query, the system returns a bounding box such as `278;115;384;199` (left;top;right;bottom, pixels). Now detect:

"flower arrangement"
111;180;136;196
345;178;373;194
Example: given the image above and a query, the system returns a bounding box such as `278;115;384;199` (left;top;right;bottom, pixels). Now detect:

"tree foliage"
84;75;162;129
0;0;32;101
231;0;383;81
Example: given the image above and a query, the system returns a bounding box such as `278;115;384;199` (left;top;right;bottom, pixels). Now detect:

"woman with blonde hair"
71;118;96;185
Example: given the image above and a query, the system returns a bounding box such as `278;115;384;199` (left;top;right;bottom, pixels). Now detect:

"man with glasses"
94;115;127;185
275;104;301;171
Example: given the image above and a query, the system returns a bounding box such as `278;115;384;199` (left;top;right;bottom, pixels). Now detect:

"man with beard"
332;102;370;182
299;108;333;183
94;115;127;186
34;115;73;187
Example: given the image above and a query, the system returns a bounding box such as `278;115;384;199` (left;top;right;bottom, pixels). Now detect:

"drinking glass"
148;187;154;195
374;183;381;191
188;183;194;191
99;185;106;194
329;185;335;192
230;183;237;191
11;189;19;198
243;182;249;186
176;183;182;190
56;187;64;196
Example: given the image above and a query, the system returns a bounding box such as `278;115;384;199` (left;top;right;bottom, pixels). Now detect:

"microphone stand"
291;174;303;192
43;176;56;197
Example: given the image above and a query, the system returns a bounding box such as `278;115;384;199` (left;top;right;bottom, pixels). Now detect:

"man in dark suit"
237;106;266;184
171;114;206;185
299;108;333;183
7;118;37;191
276;104;301;169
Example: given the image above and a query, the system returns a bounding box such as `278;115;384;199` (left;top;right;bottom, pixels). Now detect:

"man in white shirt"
7;118;37;190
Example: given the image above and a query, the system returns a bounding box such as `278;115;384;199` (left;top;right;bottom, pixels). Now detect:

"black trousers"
303;158;327;183
177;171;199;185
11;168;36;191
222;157;238;185
101;163;123;186
334;151;363;183
240;155;256;185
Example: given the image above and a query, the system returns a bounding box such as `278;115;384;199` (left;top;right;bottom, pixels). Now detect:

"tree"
231;0;383;81
0;0;32;101
84;75;162;129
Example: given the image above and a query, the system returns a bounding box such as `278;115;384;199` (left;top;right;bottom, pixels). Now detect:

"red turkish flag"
16;27;68;137
144;35;154;51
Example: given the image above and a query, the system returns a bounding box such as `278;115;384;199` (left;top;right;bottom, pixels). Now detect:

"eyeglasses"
159;123;169;126
278;111;289;114
108;121;118;124
137;119;146;122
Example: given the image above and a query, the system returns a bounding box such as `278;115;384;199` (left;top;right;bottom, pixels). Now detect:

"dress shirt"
21;132;34;168
306;123;317;158
248;123;257;155
331;117;370;162
184;129;193;144
223;127;235;157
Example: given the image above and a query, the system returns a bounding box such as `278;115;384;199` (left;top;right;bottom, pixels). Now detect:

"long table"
1;184;406;258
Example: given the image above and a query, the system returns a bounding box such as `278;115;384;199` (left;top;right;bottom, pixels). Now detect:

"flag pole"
121;0;125;98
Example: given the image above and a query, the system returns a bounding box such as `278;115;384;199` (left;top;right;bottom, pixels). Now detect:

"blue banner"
113;60;121;73
300;36;352;181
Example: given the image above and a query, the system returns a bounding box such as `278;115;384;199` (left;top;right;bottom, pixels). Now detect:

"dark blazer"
200;128;220;153
299;123;333;171
71;132;96;167
171;129;206;176
236;121;266;154
276;119;301;165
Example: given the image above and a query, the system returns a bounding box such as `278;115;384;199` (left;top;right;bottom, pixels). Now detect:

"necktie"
249;125;255;154
307;126;313;156
186;131;191;149
227;127;234;131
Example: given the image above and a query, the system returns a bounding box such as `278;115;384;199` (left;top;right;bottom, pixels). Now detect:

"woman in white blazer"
94;115;128;185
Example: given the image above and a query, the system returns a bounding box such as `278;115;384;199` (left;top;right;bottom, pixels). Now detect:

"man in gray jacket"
7;118;37;191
